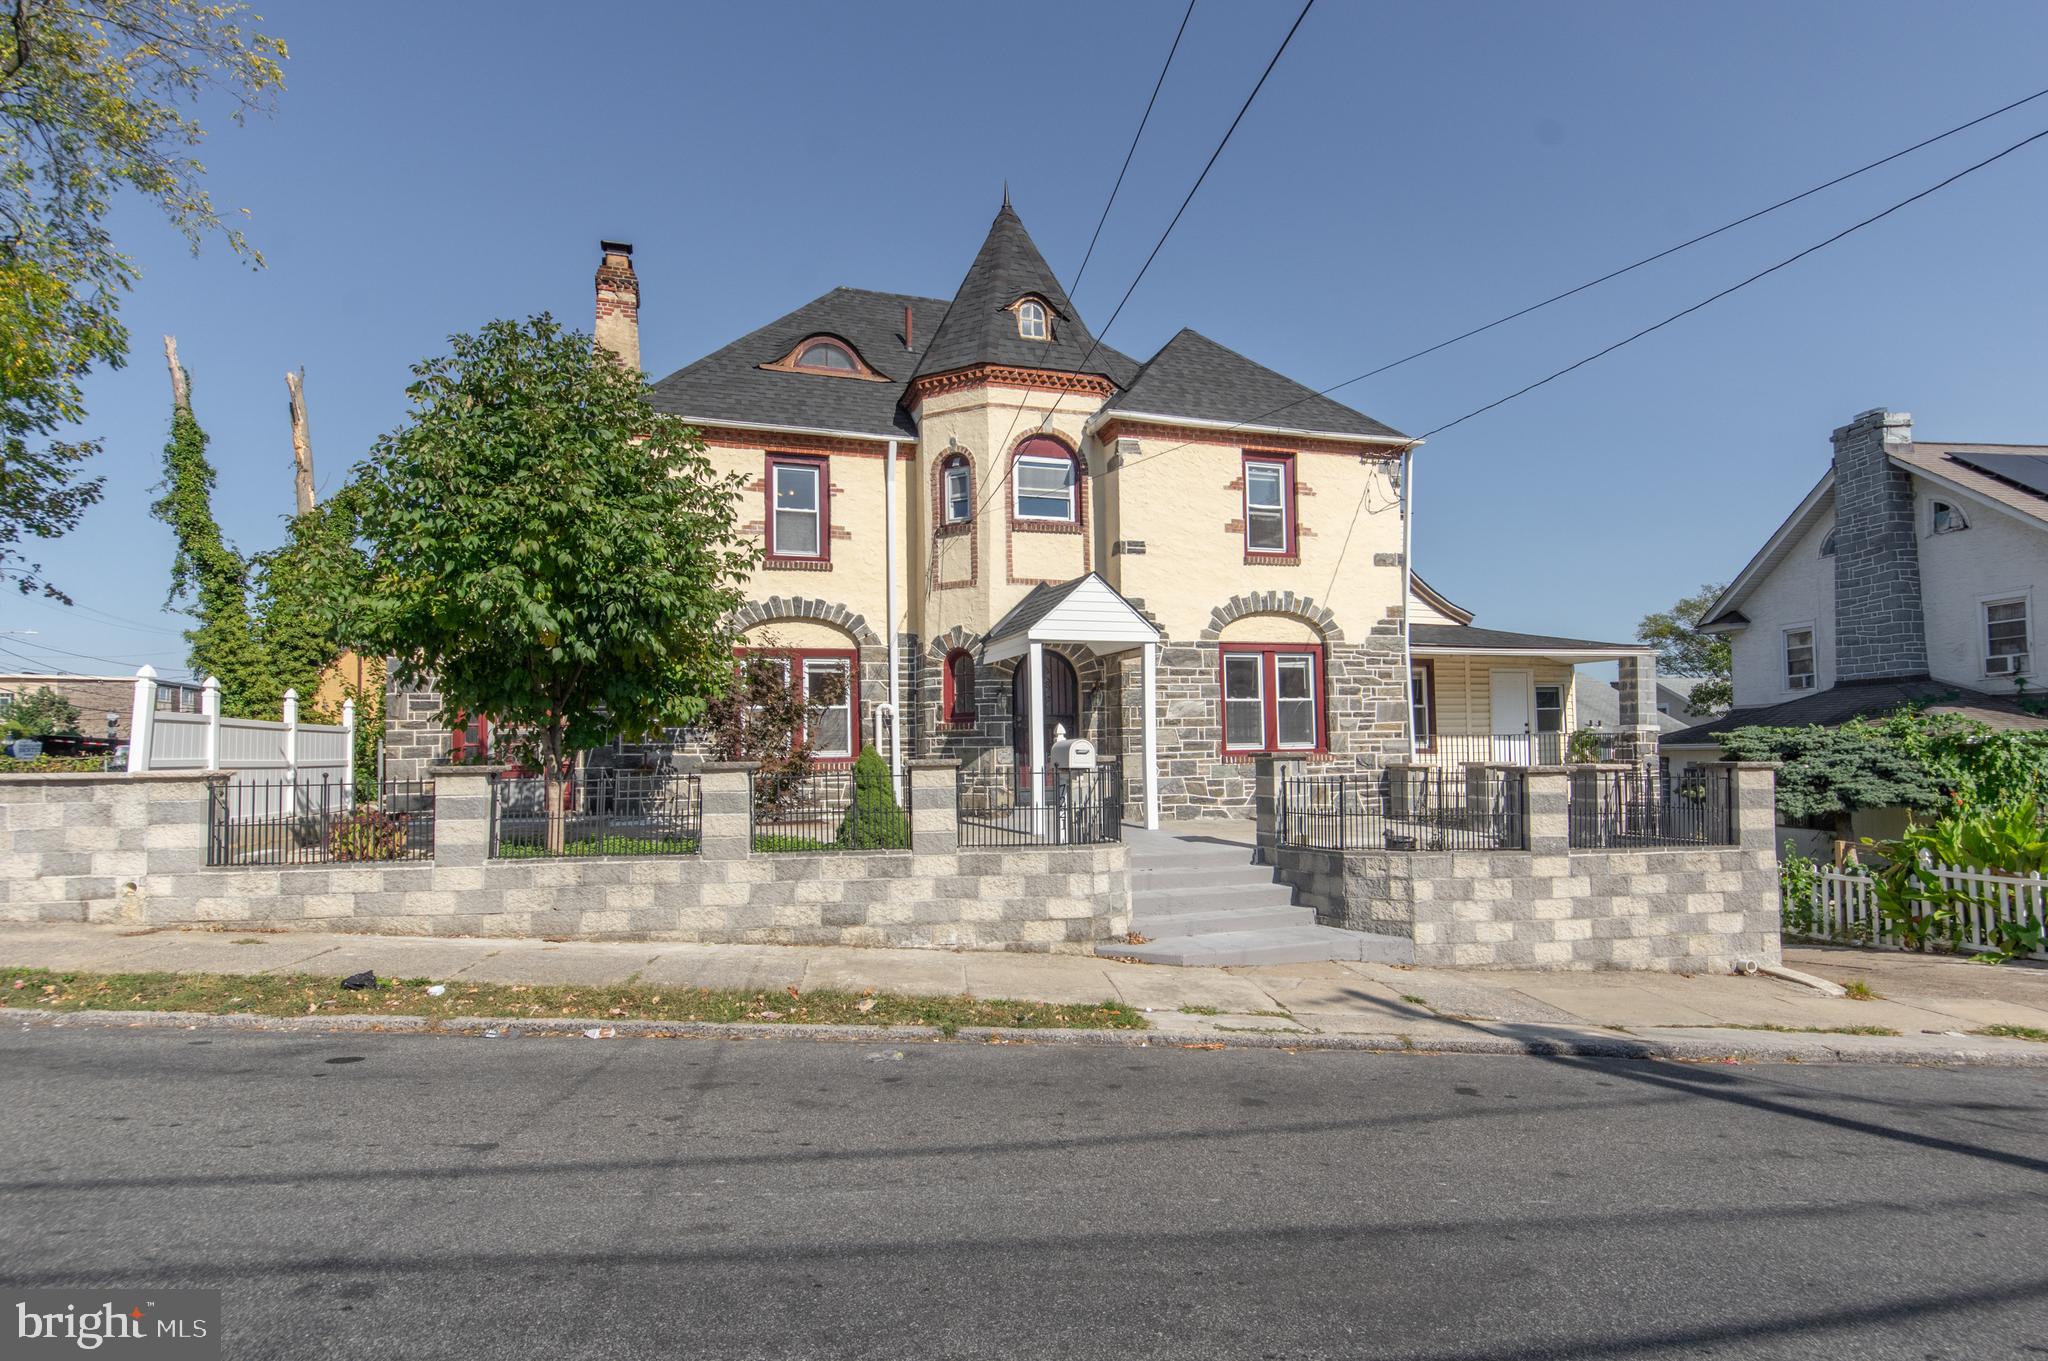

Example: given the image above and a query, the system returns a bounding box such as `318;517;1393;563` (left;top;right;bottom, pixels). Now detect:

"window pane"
945;466;971;521
1015;456;1075;519
1225;700;1265;748
1786;629;1815;689
1534;685;1564;734
1410;666;1431;741
1276;657;1315;747
774;464;817;511
1246;509;1286;552
1275;657;1313;699
804;660;852;757
775;508;818;555
1246;464;1284;510
798;343;855;371
1223;654;1263;701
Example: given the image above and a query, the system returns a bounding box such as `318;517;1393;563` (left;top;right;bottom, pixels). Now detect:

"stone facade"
1261;759;1783;973
0;764;1129;952
1831;408;1928;682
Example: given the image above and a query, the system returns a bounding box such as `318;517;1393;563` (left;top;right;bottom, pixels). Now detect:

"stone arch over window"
730;597;883;651
1200;591;1344;644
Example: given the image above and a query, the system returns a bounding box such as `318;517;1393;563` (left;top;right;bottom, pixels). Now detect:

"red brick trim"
1004;432;1090;585
701;429;910;459
1097;417;1400;461
908;364;1117;405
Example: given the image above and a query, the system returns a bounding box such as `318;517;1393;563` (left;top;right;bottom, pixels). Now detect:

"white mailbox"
1049;728;1096;771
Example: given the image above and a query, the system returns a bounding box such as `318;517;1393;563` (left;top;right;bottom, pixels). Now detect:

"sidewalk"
4;921;2046;1064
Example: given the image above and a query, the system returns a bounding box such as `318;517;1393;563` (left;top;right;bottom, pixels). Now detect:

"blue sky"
14;0;2048;681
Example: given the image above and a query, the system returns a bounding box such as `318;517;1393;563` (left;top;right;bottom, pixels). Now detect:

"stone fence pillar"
427;764;501;868
1525;766;1570;856
907;759;960;854
1253;755;1307;864
698;762;756;861
1729;762;1779;852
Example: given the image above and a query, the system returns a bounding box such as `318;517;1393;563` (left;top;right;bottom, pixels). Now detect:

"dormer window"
1930;500;1969;535
759;335;888;381
1016;299;1049;341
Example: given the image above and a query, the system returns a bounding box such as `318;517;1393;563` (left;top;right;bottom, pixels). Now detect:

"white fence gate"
125;666;355;812
1796;861;2048;961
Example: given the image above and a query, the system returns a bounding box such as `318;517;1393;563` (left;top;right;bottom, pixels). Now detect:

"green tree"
246;485;371;715
151;373;260;712
1636;584;1732;715
5;684;80;736
1;1;287;601
350;315;755;850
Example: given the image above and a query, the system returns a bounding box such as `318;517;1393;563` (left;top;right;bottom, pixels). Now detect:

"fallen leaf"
786;985;801;1001
856;998;877;1013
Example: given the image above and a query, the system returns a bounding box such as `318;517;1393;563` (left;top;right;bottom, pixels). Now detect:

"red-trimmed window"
1012;436;1078;523
943;648;976;724
940;453;973;525
1220;644;1325;754
766;455;828;563
1242;452;1296;558
738;647;858;761
449;713;493;762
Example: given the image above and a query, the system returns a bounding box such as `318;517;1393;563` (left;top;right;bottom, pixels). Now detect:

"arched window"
795;340;858;372
1016;299;1048;341
1819;526;1837;557
943;649;976;724
940;453;973;525
1930;500;1970;535
1012;436;1078;522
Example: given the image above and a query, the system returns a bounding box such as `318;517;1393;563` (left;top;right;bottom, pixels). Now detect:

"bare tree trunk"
163;335;189;411
285;368;316;515
543;721;567;855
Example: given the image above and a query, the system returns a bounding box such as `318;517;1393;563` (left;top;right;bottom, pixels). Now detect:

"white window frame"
1784;625;1817;693
1012;454;1076;523
1017;300;1048;341
1244;459;1290;554
1222;652;1266;752
1273;653;1318;750
1534;683;1565;734
1929;499;1970;535
1409;665;1432;751
943;461;972;524
802;657;854;759
1983;594;2031;679
770;461;823;559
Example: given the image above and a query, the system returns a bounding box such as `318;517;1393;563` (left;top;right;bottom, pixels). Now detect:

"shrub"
4;687;82;738
836;747;910;850
0;755;105;774
325;807;409;862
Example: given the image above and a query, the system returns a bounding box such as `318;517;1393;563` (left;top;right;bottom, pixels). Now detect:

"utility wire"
1317;120;2048;600
1068;0;1197;302
970;0;1315;527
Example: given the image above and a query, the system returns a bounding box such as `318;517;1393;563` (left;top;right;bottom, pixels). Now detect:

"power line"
1068;0;1197;303
969;0;1315;527
0;634;194;674
1317;118;2048;599
15;592;190;639
1116;79;2048;476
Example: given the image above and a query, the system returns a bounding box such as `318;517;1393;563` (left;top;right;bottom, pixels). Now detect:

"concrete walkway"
5;921;2048;1063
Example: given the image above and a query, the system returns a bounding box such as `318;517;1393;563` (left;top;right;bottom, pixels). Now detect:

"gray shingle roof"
647;287;945;439
1103;329;1407;442
1409;624;1643;653
1660;678;2048;748
912;203;1139;386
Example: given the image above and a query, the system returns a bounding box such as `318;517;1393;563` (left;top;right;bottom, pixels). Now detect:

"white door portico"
979;574;1165;830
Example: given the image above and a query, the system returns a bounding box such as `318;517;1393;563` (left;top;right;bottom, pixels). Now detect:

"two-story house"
1662;407;2048;785
386;199;1661;822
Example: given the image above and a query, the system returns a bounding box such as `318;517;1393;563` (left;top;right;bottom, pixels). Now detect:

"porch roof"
980;573;1162;664
1409;623;1651;660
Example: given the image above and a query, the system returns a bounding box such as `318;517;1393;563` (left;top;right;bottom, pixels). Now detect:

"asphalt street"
1;1026;2045;1360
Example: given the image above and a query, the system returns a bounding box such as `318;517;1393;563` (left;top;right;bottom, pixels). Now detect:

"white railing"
1795;861;2048;960
125;667;354;805
1418;733;1568;766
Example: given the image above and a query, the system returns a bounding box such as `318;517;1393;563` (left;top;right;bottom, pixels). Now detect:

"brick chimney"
594;240;640;371
1831;407;1926;681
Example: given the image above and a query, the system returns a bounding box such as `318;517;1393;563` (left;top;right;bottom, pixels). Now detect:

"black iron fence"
491;768;701;858
1567;764;1734;849
958;767;1124;848
752;768;911;852
1278;767;1526;852
207;777;435;867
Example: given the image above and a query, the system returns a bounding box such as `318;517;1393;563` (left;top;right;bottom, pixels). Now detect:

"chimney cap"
600;240;634;257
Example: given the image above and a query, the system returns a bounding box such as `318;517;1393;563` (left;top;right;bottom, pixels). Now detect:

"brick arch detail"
730;596;882;650
1200;592;1344;644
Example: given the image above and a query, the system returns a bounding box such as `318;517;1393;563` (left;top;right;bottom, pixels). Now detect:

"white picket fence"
1796;861;2048;960
125;666;354;810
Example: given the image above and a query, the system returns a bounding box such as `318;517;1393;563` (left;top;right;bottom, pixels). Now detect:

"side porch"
1407;625;1661;771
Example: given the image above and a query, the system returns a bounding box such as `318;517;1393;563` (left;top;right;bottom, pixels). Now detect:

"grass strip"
1718;1022;1902;1037
0;966;1145;1036
1971;1023;2048;1043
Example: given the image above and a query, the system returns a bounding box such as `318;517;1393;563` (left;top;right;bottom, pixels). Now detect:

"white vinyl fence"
1793;861;2048;960
125;666;355;812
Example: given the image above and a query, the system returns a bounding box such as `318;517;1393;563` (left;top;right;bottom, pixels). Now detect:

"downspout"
884;438;903;801
1400;449;1417;761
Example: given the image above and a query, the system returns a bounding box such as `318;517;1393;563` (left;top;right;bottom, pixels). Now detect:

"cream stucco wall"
1102;428;1405;641
1913;476;2047;692
1727;507;1836;706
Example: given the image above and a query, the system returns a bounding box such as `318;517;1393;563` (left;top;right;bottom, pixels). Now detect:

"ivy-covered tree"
151;369;262;713
1637;584;1732;715
1;1;287;602
350;315;755;851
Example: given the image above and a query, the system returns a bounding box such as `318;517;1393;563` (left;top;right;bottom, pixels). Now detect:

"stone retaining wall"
0;762;1129;953
1258;759;1782;973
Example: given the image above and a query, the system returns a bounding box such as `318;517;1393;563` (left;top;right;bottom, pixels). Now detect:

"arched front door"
1011;653;1079;793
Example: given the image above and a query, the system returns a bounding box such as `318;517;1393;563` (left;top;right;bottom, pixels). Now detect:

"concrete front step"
1131;863;1279;893
1130;901;1317;935
1102;925;1415;968
1132;880;1299;911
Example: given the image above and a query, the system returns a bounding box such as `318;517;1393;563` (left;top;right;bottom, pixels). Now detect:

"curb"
6;1007;2047;1066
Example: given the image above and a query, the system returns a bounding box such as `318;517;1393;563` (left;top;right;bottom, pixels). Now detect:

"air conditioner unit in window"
1988;653;2029;676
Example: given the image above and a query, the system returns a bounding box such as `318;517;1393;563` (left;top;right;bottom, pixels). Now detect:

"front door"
1012;653;1079;794
1489;669;1531;763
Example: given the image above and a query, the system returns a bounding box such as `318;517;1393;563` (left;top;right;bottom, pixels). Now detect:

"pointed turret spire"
1002;180;1011;211
911;198;1116;382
